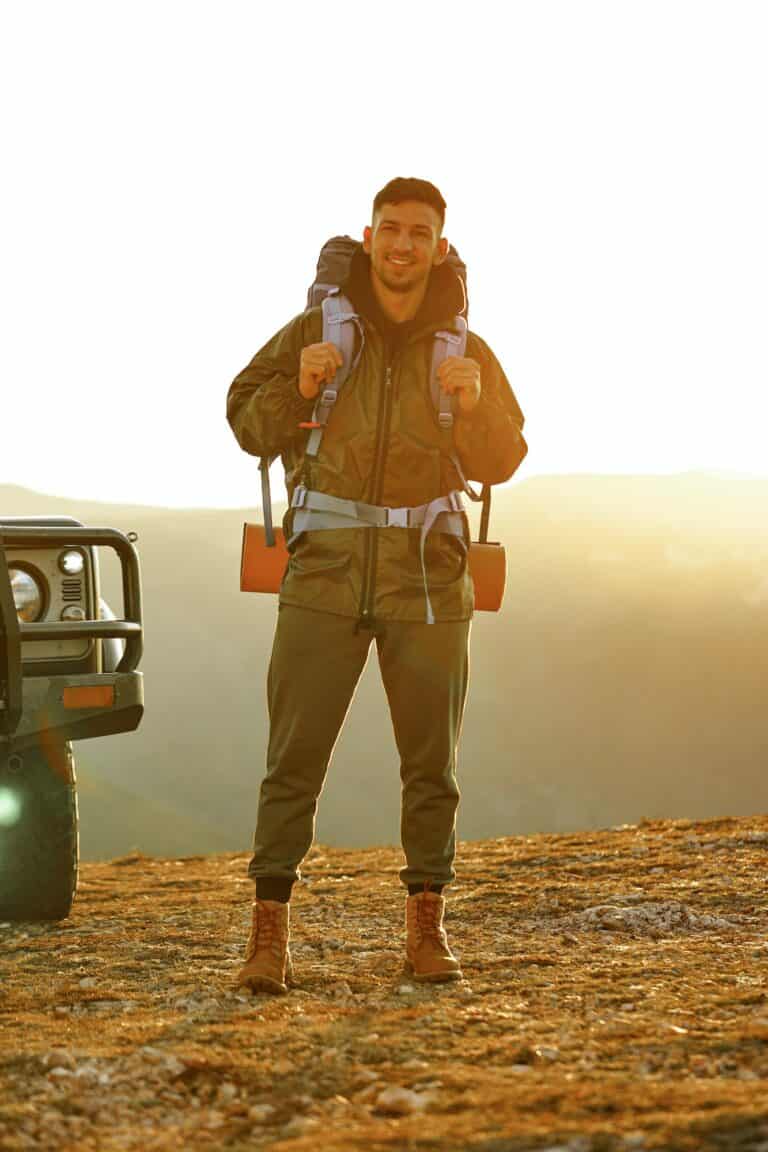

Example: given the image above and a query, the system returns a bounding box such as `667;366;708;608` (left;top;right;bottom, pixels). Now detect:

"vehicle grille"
62;579;82;603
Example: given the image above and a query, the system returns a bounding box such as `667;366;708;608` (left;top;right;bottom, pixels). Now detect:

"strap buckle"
438;412;454;430
320;388;338;407
385;507;409;529
292;486;307;509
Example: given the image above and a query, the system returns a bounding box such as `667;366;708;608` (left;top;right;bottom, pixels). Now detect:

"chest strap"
289;485;466;625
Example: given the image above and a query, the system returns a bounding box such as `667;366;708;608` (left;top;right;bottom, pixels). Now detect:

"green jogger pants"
248;604;470;888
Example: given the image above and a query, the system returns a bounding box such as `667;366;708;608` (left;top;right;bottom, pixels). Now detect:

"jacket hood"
341;243;466;337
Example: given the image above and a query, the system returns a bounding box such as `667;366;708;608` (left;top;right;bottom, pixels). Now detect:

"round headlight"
9;567;45;623
60;605;86;622
59;549;85;576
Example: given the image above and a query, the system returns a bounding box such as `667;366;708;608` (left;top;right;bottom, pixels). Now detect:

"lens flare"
0;789;23;828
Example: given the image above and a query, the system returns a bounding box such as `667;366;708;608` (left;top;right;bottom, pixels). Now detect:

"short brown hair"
372;177;446;231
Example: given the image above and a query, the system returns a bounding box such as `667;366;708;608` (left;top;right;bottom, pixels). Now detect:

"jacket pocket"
287;532;352;579
400;527;469;590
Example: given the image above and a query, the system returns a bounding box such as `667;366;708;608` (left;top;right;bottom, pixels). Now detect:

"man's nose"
394;229;414;251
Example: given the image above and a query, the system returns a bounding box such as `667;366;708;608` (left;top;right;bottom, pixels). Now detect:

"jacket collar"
341;244;465;341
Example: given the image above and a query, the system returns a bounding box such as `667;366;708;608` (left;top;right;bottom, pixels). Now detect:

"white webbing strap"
289;485;466;623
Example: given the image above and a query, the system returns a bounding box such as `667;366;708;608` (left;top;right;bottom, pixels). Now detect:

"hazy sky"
2;1;767;508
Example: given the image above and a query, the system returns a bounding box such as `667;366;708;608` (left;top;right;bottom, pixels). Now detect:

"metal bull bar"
0;525;143;742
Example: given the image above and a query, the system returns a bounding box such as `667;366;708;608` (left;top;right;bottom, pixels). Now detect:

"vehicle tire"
0;740;79;921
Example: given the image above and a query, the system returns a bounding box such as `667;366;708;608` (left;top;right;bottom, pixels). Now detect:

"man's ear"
362;225;372;254
432;236;449;266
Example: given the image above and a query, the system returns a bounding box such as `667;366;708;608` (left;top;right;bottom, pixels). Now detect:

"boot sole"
403;961;463;984
237;974;289;995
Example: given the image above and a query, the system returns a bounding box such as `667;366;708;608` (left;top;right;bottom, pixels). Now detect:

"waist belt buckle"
386;507;409;529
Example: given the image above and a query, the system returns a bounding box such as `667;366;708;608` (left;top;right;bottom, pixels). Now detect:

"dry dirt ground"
2;815;768;1152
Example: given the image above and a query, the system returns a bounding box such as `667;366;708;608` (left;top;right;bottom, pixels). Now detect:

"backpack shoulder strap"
305;290;360;460
430;317;489;513
430;316;468;431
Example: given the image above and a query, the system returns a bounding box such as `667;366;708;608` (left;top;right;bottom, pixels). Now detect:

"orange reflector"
63;686;115;710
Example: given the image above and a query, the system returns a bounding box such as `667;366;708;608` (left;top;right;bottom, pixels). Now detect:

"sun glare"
0;789;23;829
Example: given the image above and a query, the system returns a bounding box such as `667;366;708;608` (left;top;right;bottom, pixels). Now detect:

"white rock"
282;1116;320;1137
397;984;416;996
47;1067;73;1080
217;1083;237;1103
375;1086;429;1115
248;1103;275;1123
78;977;97;989
73;1064;102;1084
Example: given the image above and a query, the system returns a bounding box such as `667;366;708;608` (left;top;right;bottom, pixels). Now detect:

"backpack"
243;237;505;617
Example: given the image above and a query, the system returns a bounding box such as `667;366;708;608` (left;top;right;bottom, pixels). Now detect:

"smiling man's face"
363;200;448;296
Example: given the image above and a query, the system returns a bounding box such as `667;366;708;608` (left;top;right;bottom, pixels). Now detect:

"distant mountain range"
2;473;767;861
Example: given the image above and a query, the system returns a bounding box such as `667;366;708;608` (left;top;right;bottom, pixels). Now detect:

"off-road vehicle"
0;516;144;920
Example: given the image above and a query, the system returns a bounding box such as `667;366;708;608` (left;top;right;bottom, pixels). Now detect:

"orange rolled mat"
240;523;289;593
468;541;506;612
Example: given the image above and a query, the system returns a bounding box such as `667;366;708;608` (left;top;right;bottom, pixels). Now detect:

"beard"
375;260;428;295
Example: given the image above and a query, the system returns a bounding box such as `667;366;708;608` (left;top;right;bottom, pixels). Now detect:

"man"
227;177;526;994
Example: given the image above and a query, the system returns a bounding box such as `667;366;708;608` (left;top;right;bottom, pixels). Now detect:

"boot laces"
415;898;447;947
246;903;286;961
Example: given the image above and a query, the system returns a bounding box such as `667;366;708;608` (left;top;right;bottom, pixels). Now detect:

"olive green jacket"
227;256;526;623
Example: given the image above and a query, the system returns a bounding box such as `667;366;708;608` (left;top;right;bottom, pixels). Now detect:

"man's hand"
299;342;344;400
437;356;482;414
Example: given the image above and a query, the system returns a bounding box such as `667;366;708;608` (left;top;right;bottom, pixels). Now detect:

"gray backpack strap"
429;315;480;500
305;291;360;459
259;455;278;546
430;316;468;431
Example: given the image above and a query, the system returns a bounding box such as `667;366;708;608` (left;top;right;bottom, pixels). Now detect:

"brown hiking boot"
404;890;462;983
235;898;293;994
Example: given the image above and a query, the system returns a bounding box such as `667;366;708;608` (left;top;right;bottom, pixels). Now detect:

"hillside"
2;475;768;859
2;815;768;1151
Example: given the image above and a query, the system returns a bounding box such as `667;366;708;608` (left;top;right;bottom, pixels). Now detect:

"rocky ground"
2;815;768;1151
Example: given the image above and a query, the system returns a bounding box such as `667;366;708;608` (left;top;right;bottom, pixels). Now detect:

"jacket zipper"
358;361;394;628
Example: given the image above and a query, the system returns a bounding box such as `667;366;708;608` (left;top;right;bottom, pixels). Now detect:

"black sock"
256;878;294;903
408;883;444;896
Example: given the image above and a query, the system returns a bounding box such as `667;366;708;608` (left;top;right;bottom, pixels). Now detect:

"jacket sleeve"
226;310;322;457
452;332;527;485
